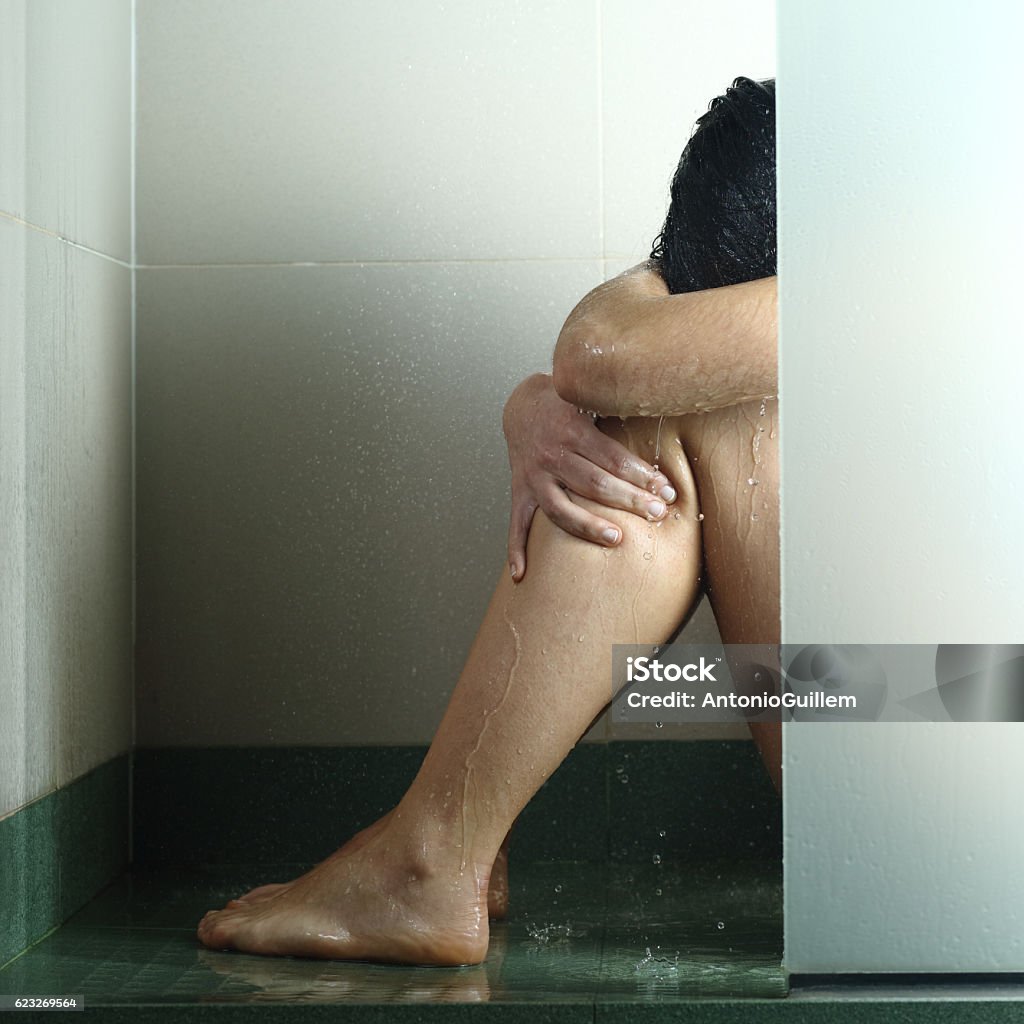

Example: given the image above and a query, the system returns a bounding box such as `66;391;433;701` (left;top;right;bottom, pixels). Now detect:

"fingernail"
648;501;666;519
659;485;676;503
510;563;518;579
602;528;620;544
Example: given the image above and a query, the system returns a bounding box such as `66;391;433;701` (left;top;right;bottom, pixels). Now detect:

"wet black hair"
650;77;776;295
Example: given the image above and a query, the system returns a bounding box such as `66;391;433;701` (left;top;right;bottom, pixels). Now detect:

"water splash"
525;921;586;945
635;946;680;972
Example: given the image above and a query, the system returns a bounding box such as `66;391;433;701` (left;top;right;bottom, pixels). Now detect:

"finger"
557;451;670;521
538;482;623;547
579;429;677;502
507;497;537;582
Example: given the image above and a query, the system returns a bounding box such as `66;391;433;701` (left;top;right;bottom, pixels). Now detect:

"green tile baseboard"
0;755;130;969
132;740;780;867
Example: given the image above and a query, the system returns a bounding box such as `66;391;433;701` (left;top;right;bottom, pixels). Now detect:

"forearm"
552;265;777;417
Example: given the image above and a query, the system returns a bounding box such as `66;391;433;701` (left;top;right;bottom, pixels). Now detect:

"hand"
502;373;676;581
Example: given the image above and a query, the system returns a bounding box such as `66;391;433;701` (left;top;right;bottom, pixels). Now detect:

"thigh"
676;399;780;646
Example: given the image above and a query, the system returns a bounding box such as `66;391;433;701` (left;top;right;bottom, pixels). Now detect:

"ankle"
381;807;491;896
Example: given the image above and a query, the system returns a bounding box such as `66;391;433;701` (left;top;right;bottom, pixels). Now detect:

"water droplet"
620;774;629;784
696;513;705;521
655;721;663;729
659;829;667;837
652;853;662;865
747;477;759;486
642;551;653;561
554;884;563;893
754;672;762;681
578;634;585;642
672;511;681;520
717;921;726;930
750;513;759;521
655;888;662;896
615;765;624;774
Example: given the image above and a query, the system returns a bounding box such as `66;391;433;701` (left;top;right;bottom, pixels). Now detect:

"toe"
198;912;234;950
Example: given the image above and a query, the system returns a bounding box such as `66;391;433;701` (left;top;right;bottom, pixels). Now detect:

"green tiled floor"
0;861;785;1011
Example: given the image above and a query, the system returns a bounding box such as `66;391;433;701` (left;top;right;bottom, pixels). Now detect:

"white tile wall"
0;220;133;816
0;0;132;261
128;1;775;747
136;0;601;264
0;218;29;815
135;259;602;745
0;0;133;819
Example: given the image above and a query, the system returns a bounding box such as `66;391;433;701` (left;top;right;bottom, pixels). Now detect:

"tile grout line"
129;0;138;872
0;211;132;269
134;256;605;270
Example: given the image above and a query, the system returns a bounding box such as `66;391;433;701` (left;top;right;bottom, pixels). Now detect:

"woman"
197;77;778;967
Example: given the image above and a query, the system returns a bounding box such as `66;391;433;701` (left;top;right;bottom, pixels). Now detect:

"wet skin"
229;813;512;921
197;403;778;965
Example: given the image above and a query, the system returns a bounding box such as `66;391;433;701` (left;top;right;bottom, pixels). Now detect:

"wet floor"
0;860;785;1007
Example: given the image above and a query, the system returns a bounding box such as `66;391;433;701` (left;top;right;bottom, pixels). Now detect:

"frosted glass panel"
779;0;1024;973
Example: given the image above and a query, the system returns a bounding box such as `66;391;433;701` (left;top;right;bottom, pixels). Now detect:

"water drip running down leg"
460;601;522;873
653;415;665;471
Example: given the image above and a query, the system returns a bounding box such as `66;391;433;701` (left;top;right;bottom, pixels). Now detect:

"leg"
197;416;704;965
677;398;781;790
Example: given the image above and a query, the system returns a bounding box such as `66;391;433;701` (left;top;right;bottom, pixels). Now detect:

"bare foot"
232;817;512;920
228;818;387;908
198;825;489;966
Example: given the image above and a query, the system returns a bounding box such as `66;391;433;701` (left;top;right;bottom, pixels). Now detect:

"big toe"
199;915;230;949
198;908;243;948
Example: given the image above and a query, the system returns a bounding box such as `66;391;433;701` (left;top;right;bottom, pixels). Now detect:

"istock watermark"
611;644;1024;724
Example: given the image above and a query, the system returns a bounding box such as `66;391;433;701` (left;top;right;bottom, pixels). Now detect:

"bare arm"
552;263;777;418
